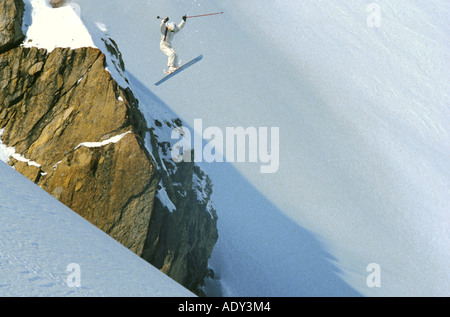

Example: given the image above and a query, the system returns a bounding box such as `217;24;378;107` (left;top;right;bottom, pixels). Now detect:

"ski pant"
160;42;178;70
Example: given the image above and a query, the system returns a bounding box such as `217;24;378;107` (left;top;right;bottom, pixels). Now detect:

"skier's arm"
160;17;169;34
177;18;186;32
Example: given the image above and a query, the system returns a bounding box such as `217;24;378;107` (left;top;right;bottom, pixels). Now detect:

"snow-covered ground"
73;0;449;297
21;0;95;52
0;160;193;296
2;0;448;296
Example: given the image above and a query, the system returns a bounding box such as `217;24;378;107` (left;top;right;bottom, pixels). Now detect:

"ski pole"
156;16;167;20
186;11;224;19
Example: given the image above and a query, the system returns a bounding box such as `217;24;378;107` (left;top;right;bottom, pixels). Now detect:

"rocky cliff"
0;0;24;54
0;0;218;296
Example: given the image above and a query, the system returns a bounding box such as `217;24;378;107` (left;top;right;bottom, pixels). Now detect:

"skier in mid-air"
160;16;187;73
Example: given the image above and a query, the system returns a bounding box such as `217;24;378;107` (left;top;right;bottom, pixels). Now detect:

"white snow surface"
0;129;41;167
21;0;96;52
0;130;15;164
2;0;448;296
74;131;131;150
73;0;450;297
156;183;176;214
0;161;193;296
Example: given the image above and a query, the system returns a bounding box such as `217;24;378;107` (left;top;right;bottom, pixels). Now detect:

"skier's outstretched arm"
160;17;169;34
177;16;186;32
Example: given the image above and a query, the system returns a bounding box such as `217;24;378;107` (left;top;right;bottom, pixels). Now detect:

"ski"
155;55;203;86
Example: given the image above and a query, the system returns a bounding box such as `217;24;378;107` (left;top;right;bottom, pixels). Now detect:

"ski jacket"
160;20;185;45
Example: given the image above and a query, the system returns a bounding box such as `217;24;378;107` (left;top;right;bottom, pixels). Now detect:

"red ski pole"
186;11;224;19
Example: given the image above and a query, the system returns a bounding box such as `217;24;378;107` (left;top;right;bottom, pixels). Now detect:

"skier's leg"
167;47;178;71
160;43;177;70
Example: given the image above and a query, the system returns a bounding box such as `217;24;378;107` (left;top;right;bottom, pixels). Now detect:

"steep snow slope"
0;160;193;296
21;0;95;51
75;0;449;296
123;74;360;297
73;1;361;297
214;0;450;297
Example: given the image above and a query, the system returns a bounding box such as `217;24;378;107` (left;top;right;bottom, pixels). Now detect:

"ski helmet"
167;22;177;32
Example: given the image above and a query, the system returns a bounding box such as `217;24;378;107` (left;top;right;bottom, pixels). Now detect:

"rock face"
0;0;24;53
0;2;218;296
49;0;68;8
143;125;218;294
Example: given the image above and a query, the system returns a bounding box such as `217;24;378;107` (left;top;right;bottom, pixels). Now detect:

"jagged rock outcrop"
143;123;218;294
0;0;24;53
0;1;218;295
0;45;157;256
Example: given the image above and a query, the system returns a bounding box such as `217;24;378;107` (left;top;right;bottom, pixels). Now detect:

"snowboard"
155;55;203;86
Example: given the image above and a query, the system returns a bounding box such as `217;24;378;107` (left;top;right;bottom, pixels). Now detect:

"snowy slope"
0;160;193;296
21;0;96;52
22;0;449;296
73;0;450;297
212;0;450;297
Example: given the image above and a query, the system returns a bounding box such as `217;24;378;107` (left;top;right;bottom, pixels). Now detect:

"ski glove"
163;17;169;23
182;15;187;21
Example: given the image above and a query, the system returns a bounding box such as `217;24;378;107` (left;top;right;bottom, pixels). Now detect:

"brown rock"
49;0;69;8
0;44;218;295
9;157;42;183
0;46;156;254
0;0;24;53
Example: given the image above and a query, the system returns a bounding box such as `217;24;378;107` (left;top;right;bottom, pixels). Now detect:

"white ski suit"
160;20;185;72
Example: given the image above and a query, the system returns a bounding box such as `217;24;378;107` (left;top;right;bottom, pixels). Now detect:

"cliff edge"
0;0;218;295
